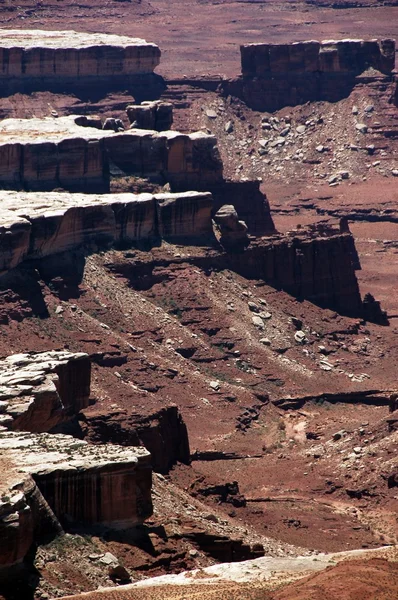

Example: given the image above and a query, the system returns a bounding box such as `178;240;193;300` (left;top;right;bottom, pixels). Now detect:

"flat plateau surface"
0;1;396;77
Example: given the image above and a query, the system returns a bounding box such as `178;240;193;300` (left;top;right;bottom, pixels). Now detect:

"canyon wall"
0;190;215;277
0;30;163;99
0;116;275;236
174;231;361;317
0;115;223;193
225;38;396;111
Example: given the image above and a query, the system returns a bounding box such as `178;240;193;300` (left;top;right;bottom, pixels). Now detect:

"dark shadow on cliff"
0;73;166;103
102;523;167;558
0;266;49;321
35;251;86;302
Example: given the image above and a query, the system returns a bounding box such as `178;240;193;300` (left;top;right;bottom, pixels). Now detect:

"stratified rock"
0;190;215;277
126;101;173;131
0;351;91;432
0;430;152;529
0;430;152;582
156;191;214;240
214;205;249;252
225;38;396;111
160;130;224;191
0;30;162;98
0;115;223;193
0;469;61;582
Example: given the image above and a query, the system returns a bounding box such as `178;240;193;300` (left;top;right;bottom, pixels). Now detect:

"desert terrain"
0;1;397;599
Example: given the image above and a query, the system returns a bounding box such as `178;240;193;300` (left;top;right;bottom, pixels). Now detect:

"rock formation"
183;227;363;317
0;429;152;579
225;38;396;111
0;190;215;277
214;204;250;252
0;115;223;193
0;30;163;99
208;179;276;235
127;100;174;131
0;351;91;432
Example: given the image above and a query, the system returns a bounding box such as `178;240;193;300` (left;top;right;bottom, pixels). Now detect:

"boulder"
214;205;249;252
126;101;173;132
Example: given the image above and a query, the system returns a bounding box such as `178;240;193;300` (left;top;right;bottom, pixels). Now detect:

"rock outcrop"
0;467;61;582
0;115;223;192
0;430;152;579
0;351;91;432
0;190;214;277
225;38;396;111
80;405;190;474
127;100;173;131
214;205;249;252
185;228;363;317
0;30;163;99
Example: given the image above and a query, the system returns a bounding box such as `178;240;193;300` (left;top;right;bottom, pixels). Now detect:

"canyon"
0;3;397;600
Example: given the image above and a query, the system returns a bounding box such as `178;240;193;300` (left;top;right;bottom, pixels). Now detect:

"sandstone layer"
0;189;214;277
4;431;152;528
0;115;223;193
0;350;90;432
0;430;152;579
0;30;162;98
225;38;396;111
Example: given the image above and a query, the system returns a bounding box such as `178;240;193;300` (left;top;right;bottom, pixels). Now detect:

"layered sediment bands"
0;190;214;277
0;30;162;98
0;351;91;432
225;38;396;111
0;116;223;192
0;431;153;529
160;131;224;190
80;405;190;475
213;233;362;316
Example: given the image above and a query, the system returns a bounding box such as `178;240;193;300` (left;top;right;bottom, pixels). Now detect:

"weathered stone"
0;351;90;432
126;101;173;132
355;123;368;133
0;190;215;276
0;116;223;193
0;30;161;97
0;430;152;529
214;205;249;252
252;315;265;329
227;38;396;111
